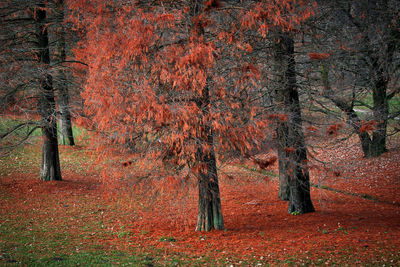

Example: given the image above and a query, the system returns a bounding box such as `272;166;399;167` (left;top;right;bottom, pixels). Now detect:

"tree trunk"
195;84;224;231
40;75;62;181
370;66;388;157
188;0;223;231
274;33;314;213
320;61;388;158
35;3;62;181
346;110;373;157
195;132;224;231
272;35;290;201
56;0;75;146
277;125;289;201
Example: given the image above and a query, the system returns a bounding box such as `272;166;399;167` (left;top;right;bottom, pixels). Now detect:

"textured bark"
370;65;389;157
56;0;75;146
272;34;290;201
277;125;289;201
195;133;224;231
35;3;62;181
189;0;224;231
274;33;314;213
195;84;224;231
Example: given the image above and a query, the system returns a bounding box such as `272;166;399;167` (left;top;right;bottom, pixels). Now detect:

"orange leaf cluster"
326;123;344;136
268;113;289;122
359;120;377;133
284;147;295;153
309;52;331;60
253;156;278;170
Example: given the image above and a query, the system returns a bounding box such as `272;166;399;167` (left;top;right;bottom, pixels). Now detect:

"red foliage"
306;125;318;133
267;113;288;122
326;123;343;136
309;52;331;60
359;120;377;133
204;0;222;12
284;147;295;153
253;156;278;170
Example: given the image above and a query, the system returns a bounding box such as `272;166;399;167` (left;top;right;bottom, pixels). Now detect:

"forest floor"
0;132;399;266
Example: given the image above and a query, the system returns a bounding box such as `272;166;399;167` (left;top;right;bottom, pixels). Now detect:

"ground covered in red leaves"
0;137;399;265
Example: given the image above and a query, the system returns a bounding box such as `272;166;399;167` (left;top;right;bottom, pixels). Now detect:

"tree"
69;0;273;231
35;2;62;180
307;0;400;157
240;0;315;211
55;0;75;146
274;33;314;213
0;1;62;181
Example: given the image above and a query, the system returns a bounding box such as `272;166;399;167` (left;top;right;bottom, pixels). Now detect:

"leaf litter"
0;137;399;265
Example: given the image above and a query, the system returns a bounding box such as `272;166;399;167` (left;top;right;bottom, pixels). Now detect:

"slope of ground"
0;136;399;266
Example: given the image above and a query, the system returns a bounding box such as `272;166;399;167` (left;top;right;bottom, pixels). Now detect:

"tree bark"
274;33;314;213
195;83;224;231
272;34;290;201
35;3;62;181
188;0;224;231
277;125;289;201
56;0;75;146
370;64;389;157
195;129;224;231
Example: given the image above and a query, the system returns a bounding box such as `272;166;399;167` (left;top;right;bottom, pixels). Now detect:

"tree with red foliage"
69;0;270;231
240;0;315;212
69;0;318;229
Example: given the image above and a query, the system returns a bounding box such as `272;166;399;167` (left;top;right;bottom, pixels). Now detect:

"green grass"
0;143;40;176
0;118;94;176
0;118;41;138
356;92;400;113
66;123;92;144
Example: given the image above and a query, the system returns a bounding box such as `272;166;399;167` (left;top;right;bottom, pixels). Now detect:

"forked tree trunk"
57;0;75;146
274;33;314;213
35;3;62;181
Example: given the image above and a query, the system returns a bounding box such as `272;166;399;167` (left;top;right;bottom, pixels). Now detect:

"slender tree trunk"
56;0;75;146
347;110;373;156
274;33;314;213
35;3;62;181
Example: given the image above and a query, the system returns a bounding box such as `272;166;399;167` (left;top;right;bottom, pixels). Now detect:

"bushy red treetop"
68;0;315;172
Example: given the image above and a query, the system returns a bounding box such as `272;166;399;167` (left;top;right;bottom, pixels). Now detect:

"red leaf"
309;53;331;60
